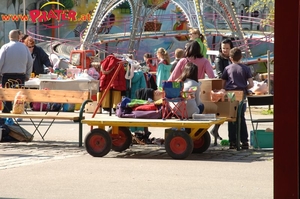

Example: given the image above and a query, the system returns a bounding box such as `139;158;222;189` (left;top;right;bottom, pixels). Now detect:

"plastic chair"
161;81;188;120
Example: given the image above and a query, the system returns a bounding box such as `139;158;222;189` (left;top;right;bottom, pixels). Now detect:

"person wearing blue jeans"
228;102;248;148
221;47;254;149
198;103;204;114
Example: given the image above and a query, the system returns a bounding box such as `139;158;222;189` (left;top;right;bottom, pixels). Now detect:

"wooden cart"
81;116;227;159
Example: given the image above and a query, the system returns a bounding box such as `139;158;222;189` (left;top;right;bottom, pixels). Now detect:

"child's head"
143;53;152;64
229;47;242;62
176;62;198;82
156;47;170;64
174;48;184;59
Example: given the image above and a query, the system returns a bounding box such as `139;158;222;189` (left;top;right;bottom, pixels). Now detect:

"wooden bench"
0;88;92;146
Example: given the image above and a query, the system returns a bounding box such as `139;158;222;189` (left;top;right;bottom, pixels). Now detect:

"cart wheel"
165;130;194;159
108;127;132;152
84;128;112;157
192;130;211;153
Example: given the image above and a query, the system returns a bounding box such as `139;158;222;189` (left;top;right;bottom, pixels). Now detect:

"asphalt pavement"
0;108;273;199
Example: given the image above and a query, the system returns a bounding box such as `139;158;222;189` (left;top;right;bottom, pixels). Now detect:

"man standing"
0;29;33;113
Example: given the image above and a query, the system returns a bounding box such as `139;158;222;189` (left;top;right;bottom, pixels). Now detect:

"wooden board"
0;113;82;121
81;115;227;129
0;88;90;104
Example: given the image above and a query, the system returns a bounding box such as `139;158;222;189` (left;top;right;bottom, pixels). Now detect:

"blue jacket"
32;45;52;75
156;63;172;88
127;70;147;99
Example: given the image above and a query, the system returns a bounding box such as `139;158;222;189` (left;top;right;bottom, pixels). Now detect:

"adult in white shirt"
0;29;33;113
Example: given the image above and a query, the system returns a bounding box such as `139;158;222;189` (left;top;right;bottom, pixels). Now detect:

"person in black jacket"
24;36;53;75
214;38;234;78
211;38;234;145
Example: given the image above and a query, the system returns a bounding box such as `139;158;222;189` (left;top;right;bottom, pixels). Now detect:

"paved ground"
0;108;273;199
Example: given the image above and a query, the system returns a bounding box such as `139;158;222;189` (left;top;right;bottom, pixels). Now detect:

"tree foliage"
248;0;274;27
59;0;74;10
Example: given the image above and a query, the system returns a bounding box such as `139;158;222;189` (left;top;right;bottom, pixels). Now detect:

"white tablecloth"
25;78;99;95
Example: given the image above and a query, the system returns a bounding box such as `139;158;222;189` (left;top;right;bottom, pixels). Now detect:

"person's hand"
48;67;54;73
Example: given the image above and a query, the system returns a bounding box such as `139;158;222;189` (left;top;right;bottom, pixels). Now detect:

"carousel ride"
28;0;274;70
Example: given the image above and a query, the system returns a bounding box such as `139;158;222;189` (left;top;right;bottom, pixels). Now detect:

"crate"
250;130;273;148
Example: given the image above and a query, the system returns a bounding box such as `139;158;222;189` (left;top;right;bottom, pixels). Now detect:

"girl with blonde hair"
156;47;170;65
189;28;207;58
156;47;172;87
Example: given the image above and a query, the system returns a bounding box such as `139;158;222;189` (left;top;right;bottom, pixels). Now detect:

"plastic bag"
210;89;226;102
12;91;25;114
250;81;268;95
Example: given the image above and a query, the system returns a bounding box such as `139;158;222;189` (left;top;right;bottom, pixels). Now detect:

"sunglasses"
189;33;196;35
28;46;34;48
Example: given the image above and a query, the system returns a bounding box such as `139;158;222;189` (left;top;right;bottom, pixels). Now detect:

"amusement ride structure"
28;0;274;66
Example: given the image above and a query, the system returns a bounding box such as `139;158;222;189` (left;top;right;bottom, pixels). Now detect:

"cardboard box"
85;101;101;113
199;79;223;101
202;101;239;118
8;125;34;142
199;79;244;102
250;130;273;148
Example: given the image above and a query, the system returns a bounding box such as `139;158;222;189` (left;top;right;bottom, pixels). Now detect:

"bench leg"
79;121;83;147
41;119;56;139
28;118;45;140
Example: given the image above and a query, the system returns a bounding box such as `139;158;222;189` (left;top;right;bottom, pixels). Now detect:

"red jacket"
99;55;126;91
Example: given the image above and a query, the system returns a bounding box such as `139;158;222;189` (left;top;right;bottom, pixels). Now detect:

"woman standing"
168;40;214;81
214;38;234;78
188;28;207;58
24;36;53;76
211;38;234;144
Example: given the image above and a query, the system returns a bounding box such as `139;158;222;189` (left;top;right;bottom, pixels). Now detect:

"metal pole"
23;0;26;33
57;0;59;38
267;50;271;111
267;50;271;94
